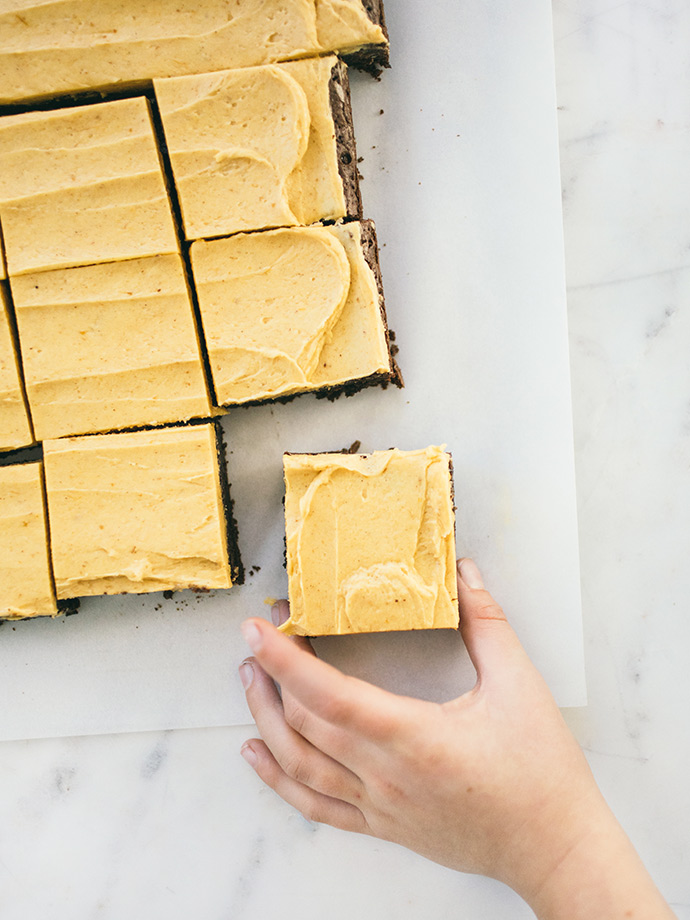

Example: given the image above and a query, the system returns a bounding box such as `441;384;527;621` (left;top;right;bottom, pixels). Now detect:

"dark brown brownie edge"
212;419;245;586
330;59;363;220
315;217;403;400
340;0;391;76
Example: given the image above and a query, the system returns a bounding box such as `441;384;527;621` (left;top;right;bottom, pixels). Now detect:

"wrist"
520;793;674;920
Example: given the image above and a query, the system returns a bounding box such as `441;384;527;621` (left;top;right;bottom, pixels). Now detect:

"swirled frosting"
191;221;390;404
0;284;33;451
11;254;212;440
0;463;57;619
0;1;386;105
44;424;234;599
155;56;348;239
281;447;459;636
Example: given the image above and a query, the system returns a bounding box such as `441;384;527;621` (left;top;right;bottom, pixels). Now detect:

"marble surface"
0;1;689;917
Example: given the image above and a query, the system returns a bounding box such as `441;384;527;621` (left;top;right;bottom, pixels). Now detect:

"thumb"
456;558;531;682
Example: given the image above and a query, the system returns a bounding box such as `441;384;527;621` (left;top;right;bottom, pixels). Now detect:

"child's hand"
239;559;674;919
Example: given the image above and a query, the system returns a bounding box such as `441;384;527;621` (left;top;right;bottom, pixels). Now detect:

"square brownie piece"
190;220;398;405
155;55;361;239
281;447;458;636
0;283;33;452
0;97;178;275
0;462;58;620
44;422;241;599
11;254;212;440
0;1;388;106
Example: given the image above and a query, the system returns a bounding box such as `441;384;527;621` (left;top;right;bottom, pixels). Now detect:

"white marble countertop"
1;1;689;917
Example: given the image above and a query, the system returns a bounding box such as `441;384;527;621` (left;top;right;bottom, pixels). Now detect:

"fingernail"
459;558;484;590
271;604;281;626
241;620;263;653
241;743;258;767
238;660;254;690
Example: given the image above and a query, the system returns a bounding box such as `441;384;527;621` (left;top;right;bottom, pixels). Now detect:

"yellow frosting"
0;284;33;451
11;254;212;441
316;0;386;53
44;424;234;599
0;2;386;105
190;221;390;404
155;56;347;239
281;447;459;636
0;97;178;275
0;463;58;619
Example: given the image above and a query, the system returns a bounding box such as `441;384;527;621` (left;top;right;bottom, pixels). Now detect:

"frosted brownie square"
0;97;178;275
280;447;459;636
0;283;33;452
190;220;399;405
0;1;388;106
44;422;241;600
0;462;58;620
155;56;361;239
10;254;212;441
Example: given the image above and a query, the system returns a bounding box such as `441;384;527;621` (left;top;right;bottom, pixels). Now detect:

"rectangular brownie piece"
280;447;458;636
0;97;178;276
0;282;33;452
316;0;390;74
155;56;361;239
11;254;213;440
44;422;241;599
0;2;388;106
190;219;400;406
0;461;58;620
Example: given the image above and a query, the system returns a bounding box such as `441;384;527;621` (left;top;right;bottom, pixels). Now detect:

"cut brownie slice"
0;462;58;620
0;283;33;452
155;56;361;240
316;0;390;74
280;447;458;636
10;254;213;441
44;421;242;600
0;1;388;106
190;219;400;406
0;97;178;275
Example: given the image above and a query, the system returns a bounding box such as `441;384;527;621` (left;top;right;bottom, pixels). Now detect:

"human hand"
239;559;675;919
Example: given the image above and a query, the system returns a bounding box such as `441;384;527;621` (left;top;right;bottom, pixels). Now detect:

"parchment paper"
0;0;586;742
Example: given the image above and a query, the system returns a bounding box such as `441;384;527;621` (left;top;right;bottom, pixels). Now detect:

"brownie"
341;0;391;75
330;58;363;220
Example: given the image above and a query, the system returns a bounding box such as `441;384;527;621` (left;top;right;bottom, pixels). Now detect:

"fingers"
271;598;315;657
456;558;531;683
240;655;364;805
240;738;369;834
240;617;404;744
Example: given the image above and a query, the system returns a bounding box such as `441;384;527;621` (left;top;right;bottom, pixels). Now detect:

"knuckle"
476;601;506;622
282;751;312;787
283;699;308;734
300;801;326;825
320;689;354;725
369;773;407;806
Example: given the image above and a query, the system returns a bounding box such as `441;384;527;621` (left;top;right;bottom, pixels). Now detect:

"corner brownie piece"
155;56;361;240
281;447;458;636
316;0;390;74
0;283;33;452
0;462;58;620
43;422;241;599
0;97;178;275
190;219;399;406
0;2;388;106
11;254;212;441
